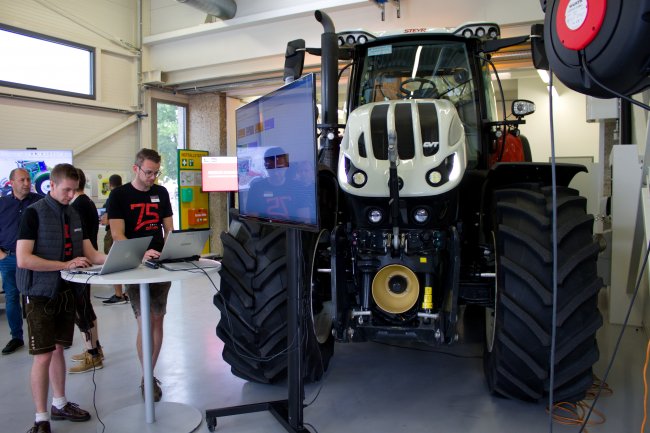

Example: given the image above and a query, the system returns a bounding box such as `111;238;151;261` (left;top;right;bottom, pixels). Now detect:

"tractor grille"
369;102;439;160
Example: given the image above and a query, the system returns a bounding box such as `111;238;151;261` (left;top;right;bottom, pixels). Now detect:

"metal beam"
75;115;139;156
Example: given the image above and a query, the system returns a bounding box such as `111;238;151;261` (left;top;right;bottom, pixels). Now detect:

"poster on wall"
177;150;210;233
0;149;73;197
83;170;131;201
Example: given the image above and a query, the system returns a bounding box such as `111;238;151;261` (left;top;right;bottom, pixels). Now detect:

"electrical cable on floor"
548;375;612;432
642;338;650;433
576;237;650;433
371;339;482;359
547;401;606;433
78;282;105;432
584;375;613;401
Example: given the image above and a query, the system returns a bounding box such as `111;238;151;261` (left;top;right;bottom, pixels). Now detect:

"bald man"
0;168;42;354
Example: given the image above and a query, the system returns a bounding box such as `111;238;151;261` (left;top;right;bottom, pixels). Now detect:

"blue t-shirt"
0;192;42;252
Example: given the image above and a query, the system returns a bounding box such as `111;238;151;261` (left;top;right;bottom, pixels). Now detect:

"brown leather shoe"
140;376;163;402
29;421;51;433
50;402;91;422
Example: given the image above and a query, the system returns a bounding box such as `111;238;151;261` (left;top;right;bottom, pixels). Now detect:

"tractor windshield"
355;40;481;166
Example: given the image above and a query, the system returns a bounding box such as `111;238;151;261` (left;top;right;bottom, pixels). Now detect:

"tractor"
214;11;602;404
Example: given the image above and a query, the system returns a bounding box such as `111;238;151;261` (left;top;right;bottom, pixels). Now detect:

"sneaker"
50;402;91;422
2;338;24;355
28;421;51;433
102;294;127;305
71;345;104;362
140;377;163;402
68;352;103;374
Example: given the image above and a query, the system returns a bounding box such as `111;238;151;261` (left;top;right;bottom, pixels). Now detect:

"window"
153;100;188;229
0;24;95;99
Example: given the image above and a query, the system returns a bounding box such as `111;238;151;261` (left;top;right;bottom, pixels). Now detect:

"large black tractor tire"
485;185;603;403
214;211;334;384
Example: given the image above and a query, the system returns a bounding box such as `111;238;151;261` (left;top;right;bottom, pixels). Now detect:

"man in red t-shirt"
107;148;173;402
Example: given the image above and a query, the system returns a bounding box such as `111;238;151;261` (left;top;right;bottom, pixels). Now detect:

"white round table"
62;259;221;433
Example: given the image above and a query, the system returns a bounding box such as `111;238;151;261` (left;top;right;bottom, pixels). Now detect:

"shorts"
25;287;76;355
72;282;97;332
127;281;172;318
103;229;113;254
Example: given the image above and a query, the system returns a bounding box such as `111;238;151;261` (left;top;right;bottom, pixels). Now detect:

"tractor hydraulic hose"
388;131;400;251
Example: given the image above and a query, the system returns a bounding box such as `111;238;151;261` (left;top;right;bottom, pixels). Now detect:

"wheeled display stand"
206;228;307;432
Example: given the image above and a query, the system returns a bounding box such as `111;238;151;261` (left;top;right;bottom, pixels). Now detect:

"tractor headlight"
368;208;383;224
413;208;429;224
352;170;367;187
427;170;442;186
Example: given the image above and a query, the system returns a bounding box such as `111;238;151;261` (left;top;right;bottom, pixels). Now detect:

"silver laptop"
156;229;210;263
79;236;152;275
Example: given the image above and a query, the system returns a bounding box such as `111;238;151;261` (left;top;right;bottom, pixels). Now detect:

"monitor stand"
205;228;306;432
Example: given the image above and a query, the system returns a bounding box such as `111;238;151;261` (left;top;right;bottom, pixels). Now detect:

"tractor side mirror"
512;100;535;118
284;39;306;83
530;23;549;70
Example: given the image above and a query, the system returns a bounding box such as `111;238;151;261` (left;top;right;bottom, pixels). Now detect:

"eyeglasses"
138;166;161;178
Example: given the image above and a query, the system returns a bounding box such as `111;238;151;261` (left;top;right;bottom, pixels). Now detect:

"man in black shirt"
0;168;42;355
101;174;127;304
107;149;173;402
68;168;104;374
16;163;106;433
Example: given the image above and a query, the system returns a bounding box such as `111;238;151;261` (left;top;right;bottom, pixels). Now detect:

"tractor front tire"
214;212;333;383
485;185;603;403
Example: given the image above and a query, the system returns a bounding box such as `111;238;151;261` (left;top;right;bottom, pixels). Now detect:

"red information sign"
201;156;238;192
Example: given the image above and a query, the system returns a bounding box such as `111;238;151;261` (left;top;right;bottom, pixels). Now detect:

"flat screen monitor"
236;73;319;232
0;149;73;197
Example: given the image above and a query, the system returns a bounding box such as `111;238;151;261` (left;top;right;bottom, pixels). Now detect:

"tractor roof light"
338;31;376;47
455;23;500;40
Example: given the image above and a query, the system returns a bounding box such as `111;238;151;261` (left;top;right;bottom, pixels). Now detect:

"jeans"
0;254;23;340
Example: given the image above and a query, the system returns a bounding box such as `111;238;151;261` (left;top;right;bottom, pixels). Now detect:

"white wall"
518;77;601;163
0;0;141;200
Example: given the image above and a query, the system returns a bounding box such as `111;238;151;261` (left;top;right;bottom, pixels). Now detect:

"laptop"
155;229;211;264
77;236;152;275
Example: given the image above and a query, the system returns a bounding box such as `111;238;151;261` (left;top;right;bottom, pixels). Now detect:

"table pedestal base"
97;402;202;433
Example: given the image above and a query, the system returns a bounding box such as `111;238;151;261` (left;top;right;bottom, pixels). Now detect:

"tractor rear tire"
485;185;603;403
214;211;333;383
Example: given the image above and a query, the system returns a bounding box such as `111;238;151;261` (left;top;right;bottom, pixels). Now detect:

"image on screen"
0;149;73;197
236;73;319;231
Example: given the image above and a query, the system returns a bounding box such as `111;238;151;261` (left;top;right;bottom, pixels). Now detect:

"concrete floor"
0;277;646;433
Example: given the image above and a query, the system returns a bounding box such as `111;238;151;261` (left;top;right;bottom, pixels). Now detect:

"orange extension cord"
642;337;650;433
547;375;612;433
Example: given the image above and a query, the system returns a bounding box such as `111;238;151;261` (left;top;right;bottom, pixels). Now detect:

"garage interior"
1;0;650;432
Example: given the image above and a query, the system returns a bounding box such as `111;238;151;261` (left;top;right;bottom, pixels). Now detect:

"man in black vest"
16;164;106;433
